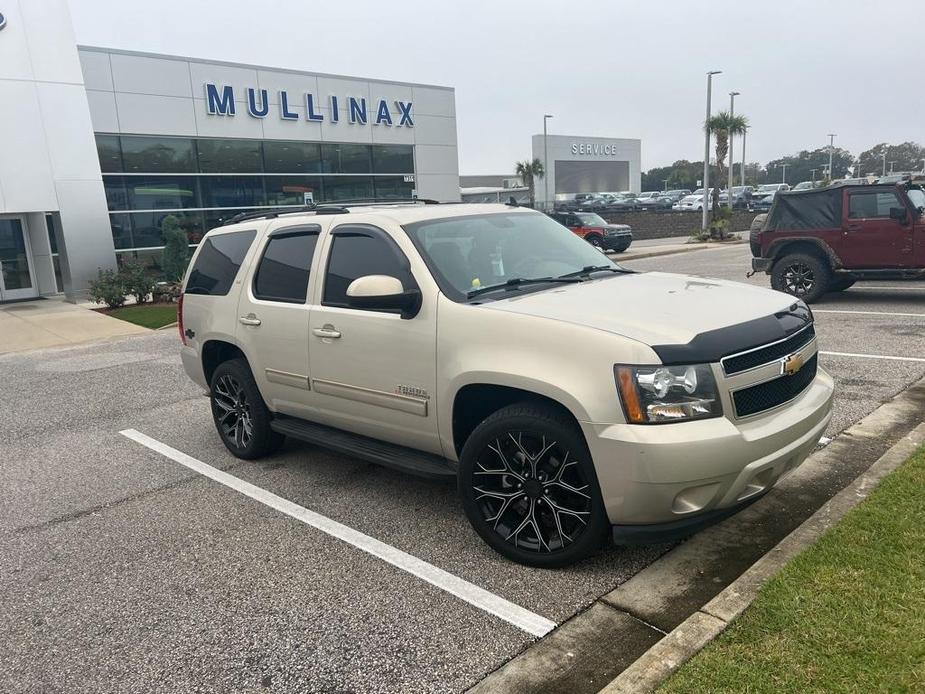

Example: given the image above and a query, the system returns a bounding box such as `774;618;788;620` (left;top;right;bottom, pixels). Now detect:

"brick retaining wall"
599;210;756;241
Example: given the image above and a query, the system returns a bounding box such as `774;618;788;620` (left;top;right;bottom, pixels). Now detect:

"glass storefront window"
121;136;196;173
124;176;200;210
324;176;374;201
372;145;414;173
129;211;206;248
263;141;323;173
322;144;372;174
374;177;415;199
265;176;323;206
197;139;263;173
103;176;129;211
109;213;134;250
96;134;123;173
203;208;264;232
200;176;267;208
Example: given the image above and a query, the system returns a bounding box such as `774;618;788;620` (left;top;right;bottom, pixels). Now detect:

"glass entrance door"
0;218;38;301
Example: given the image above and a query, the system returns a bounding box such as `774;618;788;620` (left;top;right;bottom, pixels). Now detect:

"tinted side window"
848;192;903;219
323;227;414;308
186;230;256;296
253;230;319;303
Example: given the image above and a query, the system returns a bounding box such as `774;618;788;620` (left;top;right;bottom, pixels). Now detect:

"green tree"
706;111;748;234
765;147;854;186
514;158;545;208
160;214;190;282
857;142;925;178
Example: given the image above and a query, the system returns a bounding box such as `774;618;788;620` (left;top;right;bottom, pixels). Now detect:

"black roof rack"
221;198;441;226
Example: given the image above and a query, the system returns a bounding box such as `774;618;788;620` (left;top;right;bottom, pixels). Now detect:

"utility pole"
728;91;739;204
702;70;721;235
663;179;669;191
741;128;747;187
543;114;553;211
890;161;896;173
811;168;818;182
779;163;789;184
921;158;925;173
827;133;836;181
882;152;887;176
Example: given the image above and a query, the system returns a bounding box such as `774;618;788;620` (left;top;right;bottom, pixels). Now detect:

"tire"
586;234;603;248
770;252;831;303
459;402;610;568
830;277;856;292
614;242;631;253
209;358;284;459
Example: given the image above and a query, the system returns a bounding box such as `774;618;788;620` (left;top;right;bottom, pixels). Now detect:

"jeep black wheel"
771;252;830;303
459;403;609;568
210;358;284;459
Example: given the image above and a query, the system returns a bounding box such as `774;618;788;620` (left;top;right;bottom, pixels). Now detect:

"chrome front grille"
721;324;815;376
732;355;818;417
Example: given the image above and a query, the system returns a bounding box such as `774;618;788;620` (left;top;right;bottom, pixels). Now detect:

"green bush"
88;268;127;309
161;215;190;282
120;260;155;304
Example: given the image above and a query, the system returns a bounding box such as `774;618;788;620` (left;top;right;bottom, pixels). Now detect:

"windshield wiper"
467;276;582;299
558;265;634;278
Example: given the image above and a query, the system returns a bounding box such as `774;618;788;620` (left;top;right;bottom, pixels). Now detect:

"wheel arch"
201;339;247;385
767;237;841;269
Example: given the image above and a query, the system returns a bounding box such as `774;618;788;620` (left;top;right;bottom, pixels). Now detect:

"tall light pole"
543;114;553;211
727;91;740;205
890;161;896;173
882;152;887;176
741;127;747;187
663;179;669;191
811;168;818;182
779;163;789;184
921;158;925;173
827;133;836;182
702;70;721;234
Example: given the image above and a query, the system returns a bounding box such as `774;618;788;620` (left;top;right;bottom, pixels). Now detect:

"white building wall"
0;0;116;299
79;48;460;202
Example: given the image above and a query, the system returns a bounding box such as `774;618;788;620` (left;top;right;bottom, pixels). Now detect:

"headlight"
615;364;722;424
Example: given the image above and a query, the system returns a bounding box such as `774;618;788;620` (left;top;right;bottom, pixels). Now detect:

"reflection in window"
372;145;414;173
109;213;134;249
121;136;196;173
200;176;267;208
128;211;206;248
263;141;323;173
324;176;374;201
254;232;319;303
197;139;263;173
322;144;372;173
103;177;129;211
125;176;200;209
323;230;412;307
374;177;415;199
264;176;323;206
96;135;123;173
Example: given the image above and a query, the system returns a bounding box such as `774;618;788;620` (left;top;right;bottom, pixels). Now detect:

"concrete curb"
609;239;745;262
598;421;925;694
157;321;179;331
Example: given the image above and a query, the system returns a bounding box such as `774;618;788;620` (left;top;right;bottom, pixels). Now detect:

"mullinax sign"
204;83;414;127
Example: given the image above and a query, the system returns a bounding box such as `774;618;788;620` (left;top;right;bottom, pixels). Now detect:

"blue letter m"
205;83;235;116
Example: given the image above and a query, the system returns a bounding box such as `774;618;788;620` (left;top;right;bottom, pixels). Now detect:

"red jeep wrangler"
549;210;633;252
750;183;925;302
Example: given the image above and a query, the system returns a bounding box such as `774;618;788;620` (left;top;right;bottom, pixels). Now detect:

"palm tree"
705;111;749;221
514;158;545;208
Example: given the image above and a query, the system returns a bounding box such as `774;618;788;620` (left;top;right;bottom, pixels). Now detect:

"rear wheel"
459;403;610;568
210;358;284;459
770;252;831;303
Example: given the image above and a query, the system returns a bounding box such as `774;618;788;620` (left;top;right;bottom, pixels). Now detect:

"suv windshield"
576;213;606;226
907;188;925;211
404;211;622;301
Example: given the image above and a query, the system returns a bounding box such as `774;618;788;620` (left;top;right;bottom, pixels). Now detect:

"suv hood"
481;271;798;348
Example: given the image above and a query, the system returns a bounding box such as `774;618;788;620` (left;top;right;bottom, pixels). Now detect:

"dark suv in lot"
548;210;633;251
750;183;925;302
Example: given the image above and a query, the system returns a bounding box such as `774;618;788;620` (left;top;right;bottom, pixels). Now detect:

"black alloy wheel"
587;234;603;248
459;403;609;568
771;252;830;303
210;358;284;459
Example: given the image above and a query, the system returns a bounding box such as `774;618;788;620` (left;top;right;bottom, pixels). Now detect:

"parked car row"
559;189;691;212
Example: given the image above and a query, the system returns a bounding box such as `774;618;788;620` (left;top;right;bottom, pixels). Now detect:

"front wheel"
770;252;831;303
586;234;603;248
459;403;610;568
210;358;284;459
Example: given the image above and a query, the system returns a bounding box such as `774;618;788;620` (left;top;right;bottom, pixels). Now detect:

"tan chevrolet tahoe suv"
179;201;834;568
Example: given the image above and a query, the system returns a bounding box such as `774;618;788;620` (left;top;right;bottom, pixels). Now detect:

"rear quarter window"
185;230;257;296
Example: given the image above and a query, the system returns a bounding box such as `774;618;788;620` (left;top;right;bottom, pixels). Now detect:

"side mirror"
346;275;421;318
889;207;908;223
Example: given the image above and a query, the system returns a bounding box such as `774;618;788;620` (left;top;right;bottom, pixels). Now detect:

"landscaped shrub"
161;215;190;282
120;260;156;304
88;268;127;309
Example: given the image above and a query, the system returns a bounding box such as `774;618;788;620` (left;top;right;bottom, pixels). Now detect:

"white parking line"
819;350;925;363
851;286;925;290
814;309;925;318
120;428;556;638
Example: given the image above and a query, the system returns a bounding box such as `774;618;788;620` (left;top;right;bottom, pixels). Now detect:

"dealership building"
531;134;641;208
0;0;459;301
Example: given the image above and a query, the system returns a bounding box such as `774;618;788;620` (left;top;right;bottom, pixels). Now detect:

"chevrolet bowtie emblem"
781;353;805;376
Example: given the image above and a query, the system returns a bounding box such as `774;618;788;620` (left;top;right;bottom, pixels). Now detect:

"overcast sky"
70;0;924;175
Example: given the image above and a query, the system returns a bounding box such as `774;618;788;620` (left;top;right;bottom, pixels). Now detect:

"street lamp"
702;70;722;234
827;133;836;181
543;114;553;211
778;163;789;184
727;91;740;206
741;127;747;187
663;179;669;191
811;168;818;182
890;161;896;173
882;152;887;176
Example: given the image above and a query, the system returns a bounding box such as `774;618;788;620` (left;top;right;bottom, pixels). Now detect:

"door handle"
239;314;262;326
846;224;861;231
312;326;342;339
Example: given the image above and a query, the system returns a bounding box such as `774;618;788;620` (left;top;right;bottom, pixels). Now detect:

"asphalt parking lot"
2;243;922;693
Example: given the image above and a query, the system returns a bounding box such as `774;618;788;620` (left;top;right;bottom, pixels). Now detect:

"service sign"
570;142;620;156
204;83;413;127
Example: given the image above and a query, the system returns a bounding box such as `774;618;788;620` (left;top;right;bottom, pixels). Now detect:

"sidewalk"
610;232;746;262
0;297;150;355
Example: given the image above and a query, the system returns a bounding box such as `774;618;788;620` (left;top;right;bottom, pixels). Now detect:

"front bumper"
583;368;834;533
603;234;633;250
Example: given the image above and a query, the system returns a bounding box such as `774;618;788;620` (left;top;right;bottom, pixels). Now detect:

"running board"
270;415;456;480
